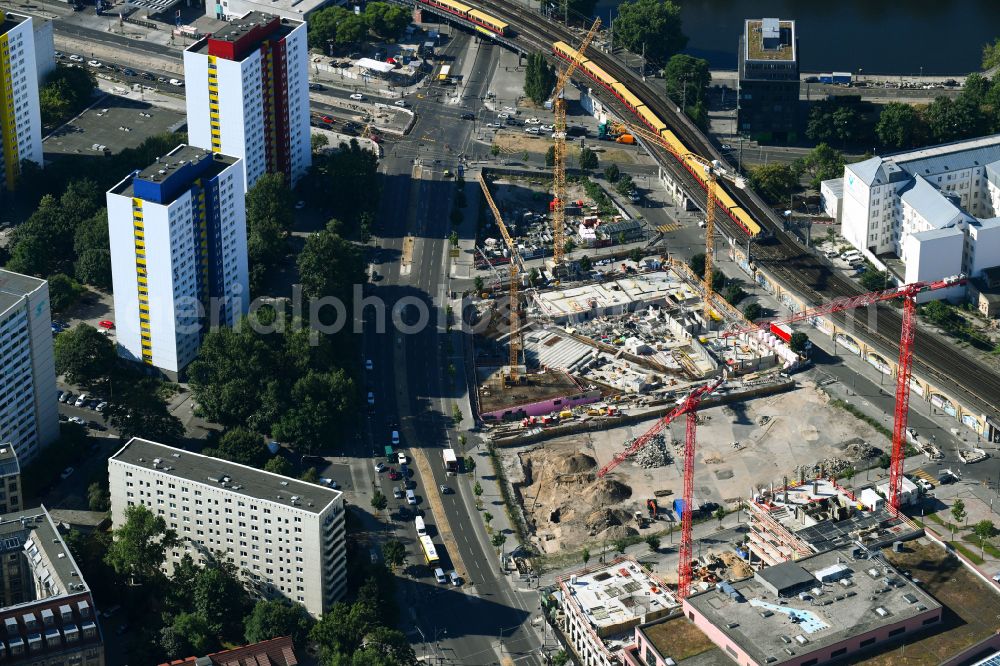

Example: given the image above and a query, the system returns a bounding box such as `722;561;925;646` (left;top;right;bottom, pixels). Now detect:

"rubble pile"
633;434;673;468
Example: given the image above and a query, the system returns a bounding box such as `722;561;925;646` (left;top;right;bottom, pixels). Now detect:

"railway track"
457;0;1000;423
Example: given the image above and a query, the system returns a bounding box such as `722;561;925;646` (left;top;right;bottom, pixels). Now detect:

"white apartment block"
0;11;43;192
108;438;347;618
829;134;1000;302
0;270;58;465
107;145;248;377
184;12;310;189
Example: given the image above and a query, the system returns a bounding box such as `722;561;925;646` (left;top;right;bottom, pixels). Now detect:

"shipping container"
832;72;852;85
770;322;793;343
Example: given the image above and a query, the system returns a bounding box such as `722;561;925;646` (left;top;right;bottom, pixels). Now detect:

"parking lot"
43;93;185;157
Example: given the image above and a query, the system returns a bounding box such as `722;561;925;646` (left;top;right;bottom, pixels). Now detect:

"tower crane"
723;274;966;510
550;18;601;268
597;377;724;599
614;121;744;321
478;174;525;384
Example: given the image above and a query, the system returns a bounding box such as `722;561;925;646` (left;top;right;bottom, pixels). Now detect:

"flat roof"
0;269;45;318
0;11;30;37
109;144;238;200
686;548;942;665
110;438;342;515
561;558;677;633
533;270;699;320
0;507;88;602
187;11;300;56
745;18;796;62
0;446;19;479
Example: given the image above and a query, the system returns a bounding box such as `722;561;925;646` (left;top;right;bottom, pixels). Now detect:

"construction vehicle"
615;134;636;145
549;18;600;268
725;274;966;510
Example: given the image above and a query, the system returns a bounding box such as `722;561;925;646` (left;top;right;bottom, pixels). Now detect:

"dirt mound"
584;508;630;534
582;478;632;506
557;453;597;475
600;524;639;541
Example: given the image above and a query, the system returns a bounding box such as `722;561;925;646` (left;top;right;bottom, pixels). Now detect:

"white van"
434;567;447;583
406;489;417;505
415;515;426;536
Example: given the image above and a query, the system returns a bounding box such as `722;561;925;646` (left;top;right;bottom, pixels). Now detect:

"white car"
320;478;339;489
486;122;499;129
68;417;85;426
992;573;1000;583
497;113;509;119
539;124;553;132
524;126;539;135
74;394;89;407
525;117;540;124
86;60;101;68
721;143;733;150
96;401;107;412
394;100;407;107
367;391;375;405
69;54;83;62
350;93;364;101
397;452;407;465
374;462;386;473
169;78;184;87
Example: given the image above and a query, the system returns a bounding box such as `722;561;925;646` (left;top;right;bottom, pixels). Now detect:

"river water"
592;0;1000;75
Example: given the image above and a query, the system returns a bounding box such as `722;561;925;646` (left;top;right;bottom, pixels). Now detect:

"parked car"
74;394;89;407
406;489;417;505
449;571;461;586
308;82;324;90
98;320;115;330
349;93;364;100
397;452;407;465
392;486;403;499
388;469;402;481
434;567;446;583
169;79;184;87
123;68;137;76
394;100;407;107
374;462;386;473
86;60;102;68
391;430;400;445
320;478;339;488
60;393;73;404
461;112;475;120
60;467;75;480
69;54;83;62
68;417;86;426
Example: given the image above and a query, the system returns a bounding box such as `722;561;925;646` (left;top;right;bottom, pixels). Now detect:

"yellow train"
419;0;509;36
552;41;762;238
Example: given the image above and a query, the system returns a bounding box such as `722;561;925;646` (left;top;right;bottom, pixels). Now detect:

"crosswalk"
910;468;937;487
656;222;682;233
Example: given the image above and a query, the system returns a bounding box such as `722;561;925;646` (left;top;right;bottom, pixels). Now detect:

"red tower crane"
597;378;724;599
723;274;966;511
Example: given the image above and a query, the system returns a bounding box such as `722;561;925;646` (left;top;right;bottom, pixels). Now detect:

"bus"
419;535;439;565
415;515;427;536
438;64;451;82
443;448;458;475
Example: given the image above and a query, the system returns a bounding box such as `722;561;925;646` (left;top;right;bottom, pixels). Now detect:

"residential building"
0;506;104;665
107;144;248;378
159;636;298;666
969;265;1000;317
207;0;333;23
0;446;21;515
683;548;942;666
830;134;1000;302
557;557;677;666
737;18;799;142
184;12;311;188
0;270;58;464
0;11;43;192
108;438;346;618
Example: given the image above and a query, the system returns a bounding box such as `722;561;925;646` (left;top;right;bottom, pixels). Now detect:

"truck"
958;448;989;464
437;65;451;82
770;322;793;343
616;134;636;145
442;448;458;475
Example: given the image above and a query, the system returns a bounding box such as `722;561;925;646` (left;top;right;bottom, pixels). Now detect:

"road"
363;32;543;665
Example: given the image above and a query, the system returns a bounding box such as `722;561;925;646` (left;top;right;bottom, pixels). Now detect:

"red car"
98;320;114;330
320;115;333;124
387;469;401;481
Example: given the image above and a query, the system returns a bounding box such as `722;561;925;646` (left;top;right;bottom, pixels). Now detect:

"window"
922;616;939;626
801;660;818;666
888;627;905;637
860;637;876;647
831;648;847;657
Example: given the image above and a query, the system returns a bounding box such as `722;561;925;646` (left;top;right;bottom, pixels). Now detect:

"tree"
104;504;178;585
629;247;644;264
449;230;459;247
335;13;369;45
723;283;747;305
789;331;809;354
264;456;293;476
465;456;476;474
160;612;215;660
87;482;110;512
748;164;798;204
244;598;314;649
877;453;891;470
371;491;388;512
306;6;349;49
714;506;726;526
473;276;485;293
553;650;570;666
743;302;762;321
582;547;590;565
545;145;556;167
382;540;406;571
604;164;620;182
245;173;294;293
645;535;661;552
355;626;417;665
612;538;629;554
364;2;409;39
54;324;117;390
663;54;710;109
473;481;483;497
860;267;890;292
564;238;577;254
951;499;967;530
921;300;961;331
195;564;250;640
794;143;846;189
297;219;364;304
983;37;1000;70
524;52;556;106
578;146;598;170
578;255;592;271
311;133;329;154
74;210;111;289
926;95;981;144
47;273;83;313
272;370;357;454
300;467;319;483
491;532;507;554
613;0;686;66
216;427;268;468
105;377;184;444
39;66;96;125
483;511;493;527
616;174;636;197
876;102;923;150
973;520;995;558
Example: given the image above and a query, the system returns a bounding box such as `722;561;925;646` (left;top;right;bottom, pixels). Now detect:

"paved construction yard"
506;381;891;554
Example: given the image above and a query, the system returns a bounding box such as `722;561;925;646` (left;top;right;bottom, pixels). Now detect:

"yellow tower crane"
478;174;524;385
613;121;745;321
551;18;601;268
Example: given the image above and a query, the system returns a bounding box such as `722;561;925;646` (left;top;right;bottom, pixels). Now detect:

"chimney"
783;476;788;504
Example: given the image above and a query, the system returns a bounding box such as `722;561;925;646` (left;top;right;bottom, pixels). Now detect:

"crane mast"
551;19;600;267
479;174;523;383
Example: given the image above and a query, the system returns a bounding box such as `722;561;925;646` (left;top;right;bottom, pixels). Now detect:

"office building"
0;270;58;465
0;506;104;665
108;438;346;618
107;144;248;377
159;636;298;666
683;548;942;666
0;11;43;192
737;18;799;142
557;557;677;666
829;135;1000;302
184;12;310;188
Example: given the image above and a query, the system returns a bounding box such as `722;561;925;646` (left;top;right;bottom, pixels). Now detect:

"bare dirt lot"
510;381;891;554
